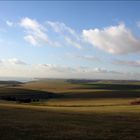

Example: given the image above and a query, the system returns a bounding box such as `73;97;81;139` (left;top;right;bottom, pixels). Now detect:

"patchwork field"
0;79;140;140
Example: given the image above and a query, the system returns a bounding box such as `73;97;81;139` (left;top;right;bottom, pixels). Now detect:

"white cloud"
40;64;121;75
1;58;27;65
6;20;13;27
20;17;49;46
82;23;140;54
7;58;27;65
64;37;81;49
0;58;140;80
76;67;121;74
18;19;140;55
47;21;76;36
24;35;38;46
39;64;75;73
20;18;65;47
20;17;44;32
38;65;122;80
114;59;140;67
47;21;82;48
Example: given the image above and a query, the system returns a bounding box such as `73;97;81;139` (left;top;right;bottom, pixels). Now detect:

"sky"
0;1;140;80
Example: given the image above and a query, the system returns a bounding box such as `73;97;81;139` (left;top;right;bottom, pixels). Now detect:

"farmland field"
0;79;140;140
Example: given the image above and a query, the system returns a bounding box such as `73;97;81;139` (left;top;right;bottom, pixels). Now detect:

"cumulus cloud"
82;23;140;54
114;59;140;67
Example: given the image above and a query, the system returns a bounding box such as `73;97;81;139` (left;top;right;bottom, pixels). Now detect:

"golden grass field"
0;79;140;140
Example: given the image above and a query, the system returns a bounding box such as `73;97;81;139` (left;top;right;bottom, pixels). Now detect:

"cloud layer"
0;57;140;80
0;58;123;78
114;59;140;67
66;53;100;62
0;58;27;65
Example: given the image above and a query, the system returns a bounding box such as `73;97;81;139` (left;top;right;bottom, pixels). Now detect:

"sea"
0;77;35;82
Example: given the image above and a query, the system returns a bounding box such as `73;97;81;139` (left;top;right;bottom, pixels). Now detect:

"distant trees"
0;96;40;103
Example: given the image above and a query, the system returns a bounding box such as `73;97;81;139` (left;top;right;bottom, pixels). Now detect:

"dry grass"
21;79;79;93
42;98;136;107
0;103;140;140
0;80;140;140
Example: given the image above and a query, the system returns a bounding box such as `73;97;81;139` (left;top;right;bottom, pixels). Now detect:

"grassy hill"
0;87;59;103
0;79;140;140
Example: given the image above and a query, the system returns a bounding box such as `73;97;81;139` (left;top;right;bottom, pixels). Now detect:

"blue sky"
0;1;140;80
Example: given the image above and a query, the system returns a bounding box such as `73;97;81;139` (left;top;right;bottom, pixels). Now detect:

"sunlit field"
0;79;140;140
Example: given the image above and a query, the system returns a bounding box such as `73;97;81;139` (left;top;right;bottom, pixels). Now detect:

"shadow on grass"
77;83;140;90
0;87;61;103
61;90;140;99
